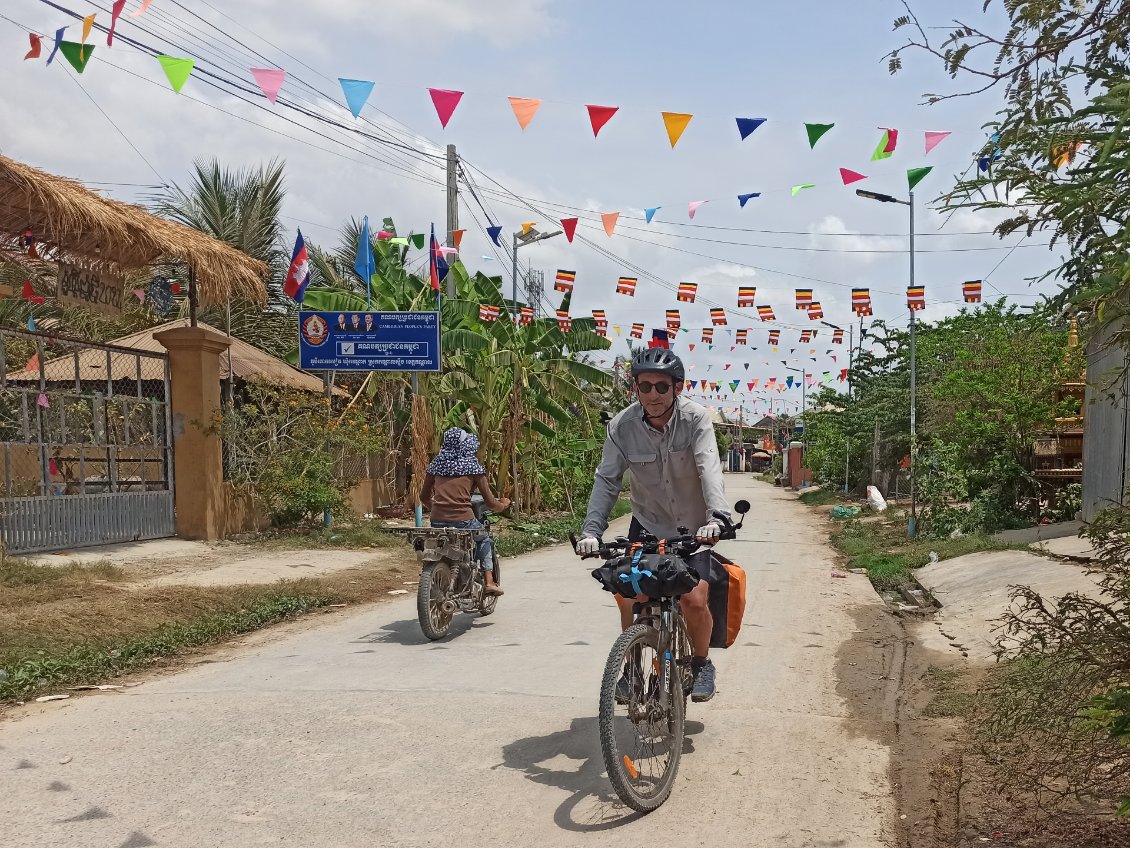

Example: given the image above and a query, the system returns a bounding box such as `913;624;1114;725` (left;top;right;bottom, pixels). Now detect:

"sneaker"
690;659;716;702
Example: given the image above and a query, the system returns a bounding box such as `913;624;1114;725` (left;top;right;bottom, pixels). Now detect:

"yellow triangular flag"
661;112;693;148
508;97;541;130
82;13;96;43
614;325;622;336
520;222;537;235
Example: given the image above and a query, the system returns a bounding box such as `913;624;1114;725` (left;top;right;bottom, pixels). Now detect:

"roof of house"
8;319;338;395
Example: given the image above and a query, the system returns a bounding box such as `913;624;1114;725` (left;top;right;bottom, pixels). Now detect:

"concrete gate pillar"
155;326;231;540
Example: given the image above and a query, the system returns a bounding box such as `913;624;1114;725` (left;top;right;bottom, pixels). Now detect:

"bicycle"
402;495;501;641
570;499;749;812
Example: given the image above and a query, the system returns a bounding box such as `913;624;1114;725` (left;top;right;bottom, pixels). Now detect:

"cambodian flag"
429;223;448;293
284;229;311;303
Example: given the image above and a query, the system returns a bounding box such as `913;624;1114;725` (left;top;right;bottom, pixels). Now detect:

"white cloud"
807;215;902;265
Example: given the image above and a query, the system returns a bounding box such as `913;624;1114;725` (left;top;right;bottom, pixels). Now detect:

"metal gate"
0;328;175;554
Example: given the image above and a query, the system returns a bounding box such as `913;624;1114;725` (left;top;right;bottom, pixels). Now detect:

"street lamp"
511;227;563;318
856;187;917;538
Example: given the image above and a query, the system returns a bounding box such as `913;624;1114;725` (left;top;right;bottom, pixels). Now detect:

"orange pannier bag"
689;550;747;649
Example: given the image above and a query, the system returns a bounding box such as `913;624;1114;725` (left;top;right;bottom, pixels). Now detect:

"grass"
833;517;1025;591
798;487;841;507
0;556;413;703
247;521;401;550
922;665;978;718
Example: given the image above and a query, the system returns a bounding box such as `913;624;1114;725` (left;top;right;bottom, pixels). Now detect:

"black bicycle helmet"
630;347;685;382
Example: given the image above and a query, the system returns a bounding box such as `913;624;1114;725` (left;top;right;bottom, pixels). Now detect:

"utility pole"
908;190;918;537
847;324;854;399
871;418;881;489
445;144;459;300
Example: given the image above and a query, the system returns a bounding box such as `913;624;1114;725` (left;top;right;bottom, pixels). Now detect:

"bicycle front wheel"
598;623;684;812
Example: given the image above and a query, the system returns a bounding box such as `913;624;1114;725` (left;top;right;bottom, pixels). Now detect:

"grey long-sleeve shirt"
582;396;729;540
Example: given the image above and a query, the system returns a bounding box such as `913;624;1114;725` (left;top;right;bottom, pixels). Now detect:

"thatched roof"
8;319;341;395
0;155;267;305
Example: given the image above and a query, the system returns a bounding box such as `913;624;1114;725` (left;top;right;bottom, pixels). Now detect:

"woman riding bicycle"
421;427;509;596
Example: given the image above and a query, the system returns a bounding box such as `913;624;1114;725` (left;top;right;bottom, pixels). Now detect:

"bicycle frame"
632;597;689;706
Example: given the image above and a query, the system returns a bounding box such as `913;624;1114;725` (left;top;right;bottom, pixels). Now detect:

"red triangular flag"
428;88;464;129
839;168;867;185
25;33;42;60
561;217;579;243
586;104;618;137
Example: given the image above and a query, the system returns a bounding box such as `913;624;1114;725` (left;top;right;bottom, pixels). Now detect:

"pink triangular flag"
428;88;464;129
688;200;708;219
601;212;620;237
107;0;127;46
251;68;287;104
839;168;867;185
437;246;459;256
131;0;154;17
37;393;50;408
508;96;541;130
924;131;951;155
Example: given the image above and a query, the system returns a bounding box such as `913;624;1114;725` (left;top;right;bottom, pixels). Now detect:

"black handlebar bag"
591;553;701;599
687;549;748;649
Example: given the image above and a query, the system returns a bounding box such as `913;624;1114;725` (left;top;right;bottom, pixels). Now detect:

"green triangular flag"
58;41;94;74
871;130;894;161
410;233;426;250
907;166;933;191
805;123;834;148
389;237;410;246
157;55;195;93
791;183;816;197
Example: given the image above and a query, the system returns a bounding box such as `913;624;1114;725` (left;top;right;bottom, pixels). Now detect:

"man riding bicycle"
577;347;728;702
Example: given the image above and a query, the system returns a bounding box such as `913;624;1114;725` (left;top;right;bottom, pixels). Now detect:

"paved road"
2;477;896;847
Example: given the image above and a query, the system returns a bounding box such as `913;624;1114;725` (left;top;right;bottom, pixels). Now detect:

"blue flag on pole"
354;216;374;307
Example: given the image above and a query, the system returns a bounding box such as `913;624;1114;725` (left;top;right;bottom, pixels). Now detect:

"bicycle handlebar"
568;502;748;561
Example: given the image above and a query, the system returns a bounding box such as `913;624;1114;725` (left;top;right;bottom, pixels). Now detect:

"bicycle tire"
417;561;455;641
598;623;684;812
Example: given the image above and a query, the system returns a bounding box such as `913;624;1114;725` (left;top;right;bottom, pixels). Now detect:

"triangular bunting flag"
587;104;618;137
107;0;126;47
46;27;66;66
688;200;708;219
451;229;465;249
907;166;933;191
131;0;154;16
82;14;96;45
24;33;42;60
601;212;620;237
560;218;578;242
736;117;766;140
251;68;287;103
158;56;195;93
428;88;464;128
486;225;503;246
645;207;660;224
410;233;427;249
791;184;815;197
924;131;951;155
805;123;834;148
339;78;375;117
737;192;760;207
58;42;94;74
520;222;537;235
661;112;693;148
839;168;867;185
872;128;897;160
508;96;541;130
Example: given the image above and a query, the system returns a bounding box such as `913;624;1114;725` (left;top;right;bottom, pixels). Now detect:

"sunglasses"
636;379;673;395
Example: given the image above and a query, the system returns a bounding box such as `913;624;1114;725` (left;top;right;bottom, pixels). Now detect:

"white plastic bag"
866;486;888;512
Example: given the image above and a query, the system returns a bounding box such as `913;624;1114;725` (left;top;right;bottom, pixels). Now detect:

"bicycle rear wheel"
598;623;684;812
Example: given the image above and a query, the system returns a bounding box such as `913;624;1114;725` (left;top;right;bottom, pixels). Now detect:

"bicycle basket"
591;553;701;599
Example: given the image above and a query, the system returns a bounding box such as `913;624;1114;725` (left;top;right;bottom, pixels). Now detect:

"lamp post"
856;188;917;537
511;227;563;319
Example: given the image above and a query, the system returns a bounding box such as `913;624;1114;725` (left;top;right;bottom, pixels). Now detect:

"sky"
0;0;1063;418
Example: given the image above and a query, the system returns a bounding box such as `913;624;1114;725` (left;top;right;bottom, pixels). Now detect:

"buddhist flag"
702;327;714;343
738;286;756;307
554;269;576;293
963;280;982;303
556;309;573;332
808;302;823;320
907;285;926;311
768;329;780;345
736;329;748;345
710;308;727;326
519;306;534;326
479;304;501;322
839;368;849;382
757;305;775;322
800;330;813;343
677;282;698;303
616;276;637;296
630;323;644;339
832;329;844;344
795;289;813;310
592;309;608;327
851;287;871;315
665;309;682;330
661;112;693;148
595;326;607;337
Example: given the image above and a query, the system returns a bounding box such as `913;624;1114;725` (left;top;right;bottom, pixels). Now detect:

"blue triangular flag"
354;215;375;307
27;317;36;332
486;225;503;246
786;376;794;389
736;117;766;140
737;192;761;207
645;207;660;224
339;78;375;118
46;26;66;66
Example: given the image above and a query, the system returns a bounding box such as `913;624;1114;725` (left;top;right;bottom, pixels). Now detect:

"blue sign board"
299;311;441;372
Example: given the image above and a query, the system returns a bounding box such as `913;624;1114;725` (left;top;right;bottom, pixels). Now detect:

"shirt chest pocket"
668;446;697;479
627;452;662;487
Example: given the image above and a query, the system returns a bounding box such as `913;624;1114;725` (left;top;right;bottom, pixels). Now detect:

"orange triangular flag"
452;229;465;249
25;353;39;372
508;97;541;130
520;222;537;235
661;112;693;148
82;13;96;43
601;212;620;237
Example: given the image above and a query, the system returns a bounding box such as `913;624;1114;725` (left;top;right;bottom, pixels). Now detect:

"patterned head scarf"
427;427;486;477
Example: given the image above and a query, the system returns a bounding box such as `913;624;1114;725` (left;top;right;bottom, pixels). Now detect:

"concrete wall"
1083;319;1130;522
